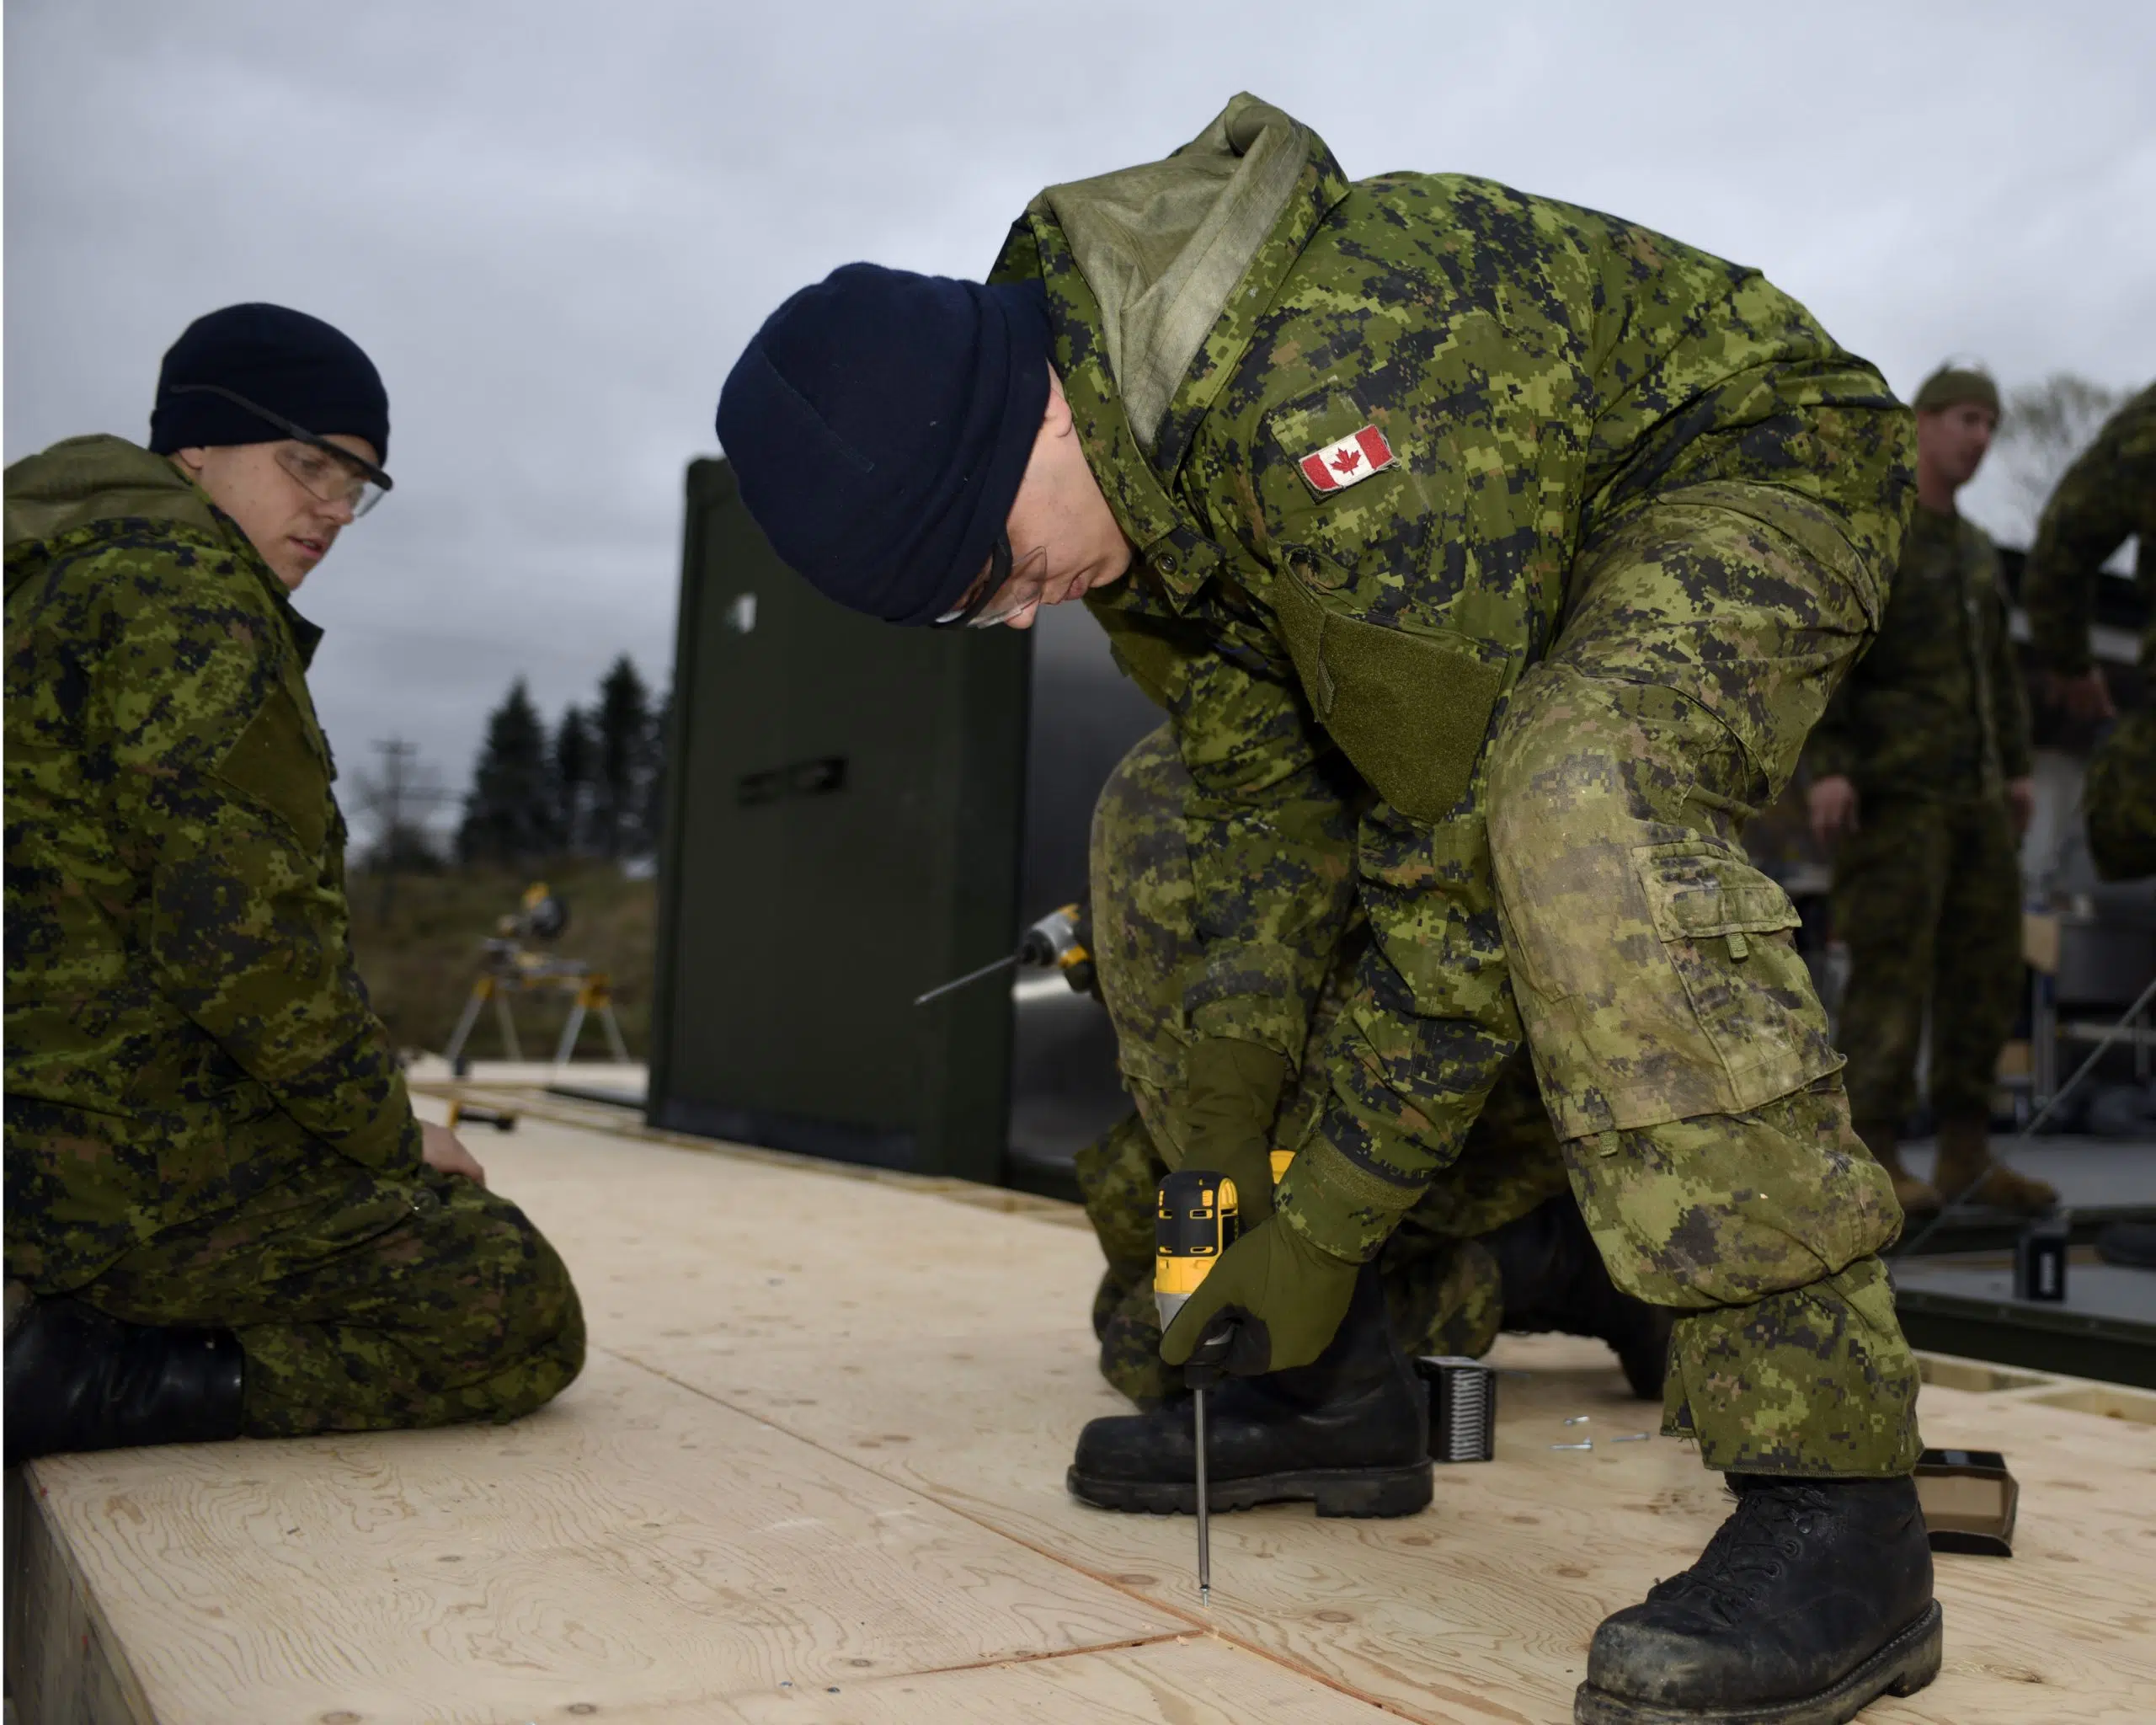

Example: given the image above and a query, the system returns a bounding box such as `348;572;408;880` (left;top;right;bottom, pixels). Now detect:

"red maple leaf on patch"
1329;447;1364;475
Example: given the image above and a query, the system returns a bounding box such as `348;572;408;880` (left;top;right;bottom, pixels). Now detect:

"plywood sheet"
617;1317;2156;1725
23;1105;2155;1725
481;1108;2156;1725
606;1637;1398;1723
441;1108;1103;1360
27;1349;1179;1725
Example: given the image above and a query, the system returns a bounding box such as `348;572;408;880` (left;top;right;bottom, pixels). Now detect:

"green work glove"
1157;1215;1360;1376
1175;1036;1288;1227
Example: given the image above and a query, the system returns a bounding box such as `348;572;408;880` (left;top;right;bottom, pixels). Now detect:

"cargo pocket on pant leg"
1634;841;1844;1117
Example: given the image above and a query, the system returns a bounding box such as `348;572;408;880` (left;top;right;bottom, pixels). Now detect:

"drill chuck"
914;902;1095;1006
1017;904;1082;969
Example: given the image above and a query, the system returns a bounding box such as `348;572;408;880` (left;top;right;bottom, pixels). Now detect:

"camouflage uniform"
4;435;583;1435
995;96;1921;1475
1077;724;1568;1403
1808;505;2031;1130
2022;382;2156;881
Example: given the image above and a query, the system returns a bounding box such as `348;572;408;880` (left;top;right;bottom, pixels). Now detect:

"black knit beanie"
716;264;1052;627
149;303;389;461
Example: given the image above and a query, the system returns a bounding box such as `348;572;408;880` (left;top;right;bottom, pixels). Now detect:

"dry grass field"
346;860;658;1060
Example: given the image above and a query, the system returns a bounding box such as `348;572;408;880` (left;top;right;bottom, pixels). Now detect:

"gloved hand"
1157;1214;1360;1376
1175;1036;1288;1227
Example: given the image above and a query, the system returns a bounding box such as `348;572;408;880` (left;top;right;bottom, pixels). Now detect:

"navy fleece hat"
149;303;389;462
717;264;1052;626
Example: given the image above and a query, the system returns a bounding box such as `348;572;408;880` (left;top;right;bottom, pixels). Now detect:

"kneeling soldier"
5;304;584;1463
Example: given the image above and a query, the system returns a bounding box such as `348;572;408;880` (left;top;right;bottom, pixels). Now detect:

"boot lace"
1648;1481;1828;1625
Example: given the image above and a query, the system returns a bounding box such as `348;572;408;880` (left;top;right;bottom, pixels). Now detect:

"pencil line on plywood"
878;1631;1184;1681
593;1343;1464;1724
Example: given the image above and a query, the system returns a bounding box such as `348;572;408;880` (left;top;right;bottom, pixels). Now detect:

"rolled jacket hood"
998;94;1350;462
6;434;223;564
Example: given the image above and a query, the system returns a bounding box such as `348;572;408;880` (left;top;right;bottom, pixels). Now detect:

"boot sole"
1573;1600;1942;1725
1065;1461;1433;1519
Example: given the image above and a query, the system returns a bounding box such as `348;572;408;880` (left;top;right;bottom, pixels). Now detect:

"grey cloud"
8;0;2151;839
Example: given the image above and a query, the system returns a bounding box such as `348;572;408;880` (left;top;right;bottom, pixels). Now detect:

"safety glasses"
932;532;1057;629
164;383;395;517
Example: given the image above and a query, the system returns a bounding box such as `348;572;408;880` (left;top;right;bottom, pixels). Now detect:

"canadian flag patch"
1297;425;1397;495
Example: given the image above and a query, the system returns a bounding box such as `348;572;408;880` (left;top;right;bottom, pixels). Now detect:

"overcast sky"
8;1;2152;838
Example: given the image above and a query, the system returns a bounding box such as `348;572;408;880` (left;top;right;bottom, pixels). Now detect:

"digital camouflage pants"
67;1155;584;1437
1486;490;1921;1476
1833;795;2023;1129
1079;725;1568;1405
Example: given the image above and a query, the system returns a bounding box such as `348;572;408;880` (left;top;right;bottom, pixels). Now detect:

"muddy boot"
1065;1263;1431;1518
1933;1116;2056;1214
1576;1475;1941;1724
1854;1121;1940;1218
1489;1198;1674;1400
5;1295;246;1467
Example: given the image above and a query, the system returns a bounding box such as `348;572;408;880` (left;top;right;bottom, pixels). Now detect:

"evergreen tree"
552;704;595;856
592;655;654;858
458;678;558;866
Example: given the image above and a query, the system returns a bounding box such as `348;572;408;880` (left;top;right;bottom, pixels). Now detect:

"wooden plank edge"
408;1081;1094;1229
1919;1348;2156;1420
4;1466;157;1725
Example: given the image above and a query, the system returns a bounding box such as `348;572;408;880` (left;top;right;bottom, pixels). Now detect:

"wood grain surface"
600;1637;1400;1723
13;1101;2155;1725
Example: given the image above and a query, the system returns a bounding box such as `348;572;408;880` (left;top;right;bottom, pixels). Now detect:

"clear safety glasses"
932;532;1058;629
164;383;395;517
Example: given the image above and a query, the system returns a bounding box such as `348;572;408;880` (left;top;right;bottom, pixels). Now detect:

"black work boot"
1576;1475;1941;1725
1065;1264;1432;1517
1490;1198;1675;1400
5;1295;247;1466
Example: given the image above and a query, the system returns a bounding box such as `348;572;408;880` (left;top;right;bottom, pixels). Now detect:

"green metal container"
648;458;1032;1182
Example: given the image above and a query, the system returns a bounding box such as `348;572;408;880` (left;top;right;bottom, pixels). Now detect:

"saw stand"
443;936;631;1071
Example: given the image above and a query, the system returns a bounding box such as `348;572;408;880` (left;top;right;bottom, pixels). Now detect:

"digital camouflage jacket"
5;435;421;1288
2023;381;2156;676
1806;503;2031;802
990;95;1908;1194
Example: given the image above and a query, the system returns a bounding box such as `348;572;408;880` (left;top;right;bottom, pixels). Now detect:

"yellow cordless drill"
1155;1167;1241;1605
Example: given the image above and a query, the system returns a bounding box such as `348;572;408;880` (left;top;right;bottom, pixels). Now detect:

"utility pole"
366;738;451;919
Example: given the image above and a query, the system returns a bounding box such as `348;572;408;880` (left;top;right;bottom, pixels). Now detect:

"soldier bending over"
717;98;1940;1725
5;304;584;1464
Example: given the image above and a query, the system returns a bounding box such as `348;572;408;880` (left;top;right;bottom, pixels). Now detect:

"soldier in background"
2021;382;2156;882
5;304;584;1463
1806;365;2052;1215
